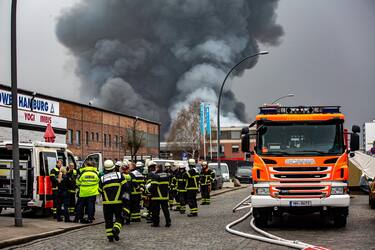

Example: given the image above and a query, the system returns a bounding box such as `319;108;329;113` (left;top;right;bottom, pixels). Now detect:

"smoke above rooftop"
56;0;284;135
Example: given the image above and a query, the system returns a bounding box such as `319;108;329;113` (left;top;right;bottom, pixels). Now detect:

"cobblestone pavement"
6;188;375;250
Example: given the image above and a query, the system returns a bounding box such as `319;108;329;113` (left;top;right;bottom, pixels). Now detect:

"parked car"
235;165;253;184
209;163;230;182
208;164;224;190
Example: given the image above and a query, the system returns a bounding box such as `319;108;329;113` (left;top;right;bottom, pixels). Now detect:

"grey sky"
0;0;374;128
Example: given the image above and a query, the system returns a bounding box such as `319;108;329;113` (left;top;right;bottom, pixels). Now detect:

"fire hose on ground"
225;194;330;250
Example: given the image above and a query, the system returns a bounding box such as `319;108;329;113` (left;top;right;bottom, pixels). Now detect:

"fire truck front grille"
270;166;331;182
271;185;329;198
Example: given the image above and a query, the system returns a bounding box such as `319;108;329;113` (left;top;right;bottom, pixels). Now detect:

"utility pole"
11;0;22;227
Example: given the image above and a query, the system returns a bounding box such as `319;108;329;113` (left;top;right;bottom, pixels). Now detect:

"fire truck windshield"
256;121;344;156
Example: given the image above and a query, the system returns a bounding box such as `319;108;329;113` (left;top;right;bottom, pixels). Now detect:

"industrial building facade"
0;84;160;160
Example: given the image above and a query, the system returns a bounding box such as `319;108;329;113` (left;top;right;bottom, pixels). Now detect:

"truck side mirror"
352;125;360;133
241;134;250;153
241;126;250;153
350;124;360;152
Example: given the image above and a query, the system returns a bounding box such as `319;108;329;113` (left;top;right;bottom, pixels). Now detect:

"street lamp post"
216;51;268;170
271;94;294;104
11;0;22;227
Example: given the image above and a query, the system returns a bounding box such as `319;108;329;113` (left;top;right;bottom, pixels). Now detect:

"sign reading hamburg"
0;89;59;115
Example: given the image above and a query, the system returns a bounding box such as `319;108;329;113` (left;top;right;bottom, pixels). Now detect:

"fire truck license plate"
289;201;312;207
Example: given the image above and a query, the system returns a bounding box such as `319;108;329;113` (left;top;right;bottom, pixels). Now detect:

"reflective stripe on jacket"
99;172;127;205
50;167;60;191
149;172;170;200
200;168;215;185
185;169;199;190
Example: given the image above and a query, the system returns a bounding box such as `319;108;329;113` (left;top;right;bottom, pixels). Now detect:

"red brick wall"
59;101;160;160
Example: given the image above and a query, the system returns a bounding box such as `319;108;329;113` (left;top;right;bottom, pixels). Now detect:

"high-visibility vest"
76;167;99;197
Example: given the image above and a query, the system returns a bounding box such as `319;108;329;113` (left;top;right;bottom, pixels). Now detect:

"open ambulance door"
82;153;103;173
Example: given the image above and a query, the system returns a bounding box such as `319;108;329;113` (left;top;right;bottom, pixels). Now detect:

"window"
232;145;239;153
75;130;81;145
96;133;99;142
146;133;158;148
40;152;57;176
115;135;118;148
67;153;77;169
85;131;89;145
220;131;231;140
109;135;112;147
104;134;107;147
257;121;344;156
231;131;241;140
67;129;73;144
91;132;95;141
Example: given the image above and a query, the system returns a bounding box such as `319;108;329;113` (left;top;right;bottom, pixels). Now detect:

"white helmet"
115;161;123;167
104;160;115;171
148;161;156;167
178;163;185;169
202;161;208;166
188;159;196;166
123;159;129;167
165;162;171;167
136;161;144;168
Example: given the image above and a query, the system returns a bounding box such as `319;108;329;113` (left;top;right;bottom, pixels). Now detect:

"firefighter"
115;161;123;172
50;160;62;218
169;164;179;210
165;162;176;210
67;162;78;215
120;161;132;225
199;161;215;205
147;164;171;227
184;159;200;217
99;160;127;242
75;161;100;223
129;162;144;222
176;163;187;214
136;161;145;174
143;161;157;223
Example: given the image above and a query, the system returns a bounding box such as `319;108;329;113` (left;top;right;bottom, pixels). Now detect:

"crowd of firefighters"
49;158;216;242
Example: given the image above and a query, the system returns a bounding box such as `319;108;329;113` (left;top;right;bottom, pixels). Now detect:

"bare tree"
120;120;145;161
167;100;201;158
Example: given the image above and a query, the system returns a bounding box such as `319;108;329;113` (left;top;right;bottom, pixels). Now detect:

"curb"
1;186;247;248
0;220;104;249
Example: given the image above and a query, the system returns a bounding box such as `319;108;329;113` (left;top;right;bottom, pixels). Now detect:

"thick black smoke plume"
56;0;283;134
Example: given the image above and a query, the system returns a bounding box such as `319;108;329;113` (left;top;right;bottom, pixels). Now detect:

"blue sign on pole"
205;104;211;136
200;103;205;135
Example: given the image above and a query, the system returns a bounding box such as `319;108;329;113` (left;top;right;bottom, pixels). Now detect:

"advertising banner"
0;89;59;115
200;102;205;135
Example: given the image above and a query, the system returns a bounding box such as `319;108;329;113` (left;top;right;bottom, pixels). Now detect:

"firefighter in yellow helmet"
99;160;127;242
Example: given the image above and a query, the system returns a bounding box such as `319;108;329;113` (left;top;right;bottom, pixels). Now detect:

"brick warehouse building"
0;84;160;160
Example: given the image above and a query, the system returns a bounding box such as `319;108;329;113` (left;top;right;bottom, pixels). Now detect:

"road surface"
6;188;375;250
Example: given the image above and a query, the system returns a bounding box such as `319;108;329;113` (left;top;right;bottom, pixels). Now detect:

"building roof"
0;83;160;126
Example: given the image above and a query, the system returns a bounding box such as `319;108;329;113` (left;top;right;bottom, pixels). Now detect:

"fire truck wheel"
333;208;347;227
253;208;269;227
